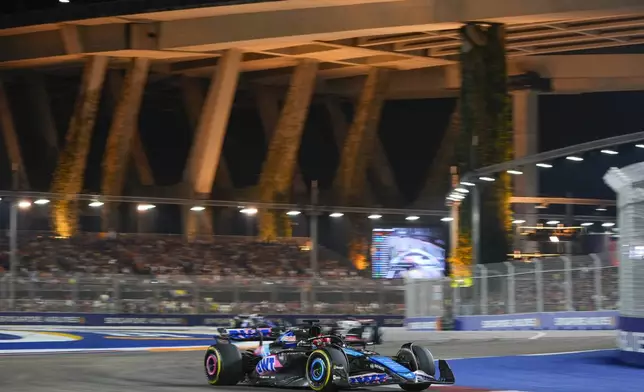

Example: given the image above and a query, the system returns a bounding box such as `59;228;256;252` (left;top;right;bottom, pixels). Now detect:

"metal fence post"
535;259;544;312
504;261;515;314
452;283;460;316
477;265;488;315
562;256;573;311
590;253;603;310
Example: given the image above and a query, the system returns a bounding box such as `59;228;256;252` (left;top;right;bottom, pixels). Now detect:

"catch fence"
0;274;405;315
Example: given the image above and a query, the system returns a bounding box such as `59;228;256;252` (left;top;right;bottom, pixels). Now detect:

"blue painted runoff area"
446;350;642;392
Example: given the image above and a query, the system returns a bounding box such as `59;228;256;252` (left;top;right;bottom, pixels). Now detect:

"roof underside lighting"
566;156;583;161
507;170;523;175
601;149;618;155
536;163;553;168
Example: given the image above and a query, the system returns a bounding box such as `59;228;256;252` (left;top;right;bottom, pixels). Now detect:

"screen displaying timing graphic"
371;227;446;279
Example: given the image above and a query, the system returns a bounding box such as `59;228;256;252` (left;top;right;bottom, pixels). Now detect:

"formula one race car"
204;321;455;391
216;314;289;342
322;318;382;345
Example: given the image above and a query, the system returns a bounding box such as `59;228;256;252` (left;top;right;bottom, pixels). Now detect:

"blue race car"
204;321;455;391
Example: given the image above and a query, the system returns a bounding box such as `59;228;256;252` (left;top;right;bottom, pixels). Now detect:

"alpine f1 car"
204;321;455;391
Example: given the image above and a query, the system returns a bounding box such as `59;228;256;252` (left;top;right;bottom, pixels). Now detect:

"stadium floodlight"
479;176;495;182
18;200;32;209
89;201;104;208
596;207;607;212
329;212;344;218
190;206;206;212
549;236;560;242
440;217;454;222
581;222;594;226
34;199;50;205
460;181;475;187
240;207;258;215
512;219;526;224
636;144;644;149
601;149;618;155
406;216;420;221
454;188;469;194
368;214;382;220
546;220;560;225
602;222;615;227
566;156;583;161
507;170;523;175
286;210;301;216
536;163;553;168
137;204;156;212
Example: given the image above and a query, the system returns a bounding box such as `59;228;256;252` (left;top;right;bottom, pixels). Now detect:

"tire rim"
309;357;326;382
206;354;218;376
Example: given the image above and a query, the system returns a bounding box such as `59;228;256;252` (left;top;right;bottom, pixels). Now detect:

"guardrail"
0;312;404;327
406;311;618;331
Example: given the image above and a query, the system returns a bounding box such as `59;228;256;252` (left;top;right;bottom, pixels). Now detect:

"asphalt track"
0;334;615;392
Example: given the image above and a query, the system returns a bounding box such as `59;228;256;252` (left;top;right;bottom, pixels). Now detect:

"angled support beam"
60;24;83;54
415;101;461;209
101;58;151;232
183;49;242;239
107;70;155;188
180;76;233;191
0;79;29;189
51;56;108;237
334;68;389;206
255;85;307;198
258;60;319;241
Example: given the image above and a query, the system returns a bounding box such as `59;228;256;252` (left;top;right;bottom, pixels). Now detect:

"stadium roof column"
50;56;108;238
512;90;539;252
324;96;375;206
255;86;308;201
180;76;233;192
24;74;58;167
101;58;151;232
106;70;155;188
182;49;242;240
257;60;319;241
333;68;389;270
334;68;389;206
415;100;461;209
0;78;29;189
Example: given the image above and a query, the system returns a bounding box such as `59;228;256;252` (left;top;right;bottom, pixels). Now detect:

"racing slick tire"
396;344;435;391
306;349;337;392
205;344;244;386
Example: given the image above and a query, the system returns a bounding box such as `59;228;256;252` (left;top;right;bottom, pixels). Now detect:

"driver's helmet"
309;325;331;347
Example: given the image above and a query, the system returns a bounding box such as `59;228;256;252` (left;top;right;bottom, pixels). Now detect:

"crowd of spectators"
0;232;404;315
0;232;618;316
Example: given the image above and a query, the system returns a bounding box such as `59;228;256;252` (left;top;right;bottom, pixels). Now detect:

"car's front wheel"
306;349;336;392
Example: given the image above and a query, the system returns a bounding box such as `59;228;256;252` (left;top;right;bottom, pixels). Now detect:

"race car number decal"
256;355;282;374
349;373;388;385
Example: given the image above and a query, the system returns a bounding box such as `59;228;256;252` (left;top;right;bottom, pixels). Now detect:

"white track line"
529;332;546;340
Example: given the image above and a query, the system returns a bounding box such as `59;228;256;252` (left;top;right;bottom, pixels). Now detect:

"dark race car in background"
219;315;382;346
323;318;382;345
204;321;455;391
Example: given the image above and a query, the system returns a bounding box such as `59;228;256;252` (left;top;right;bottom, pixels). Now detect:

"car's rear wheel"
396;345;435;391
205;344;244;386
306;349;336;392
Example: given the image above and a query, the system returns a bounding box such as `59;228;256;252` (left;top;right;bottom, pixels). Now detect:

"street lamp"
240;207;258;215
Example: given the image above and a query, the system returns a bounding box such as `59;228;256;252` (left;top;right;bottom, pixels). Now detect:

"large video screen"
371;227;446;279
